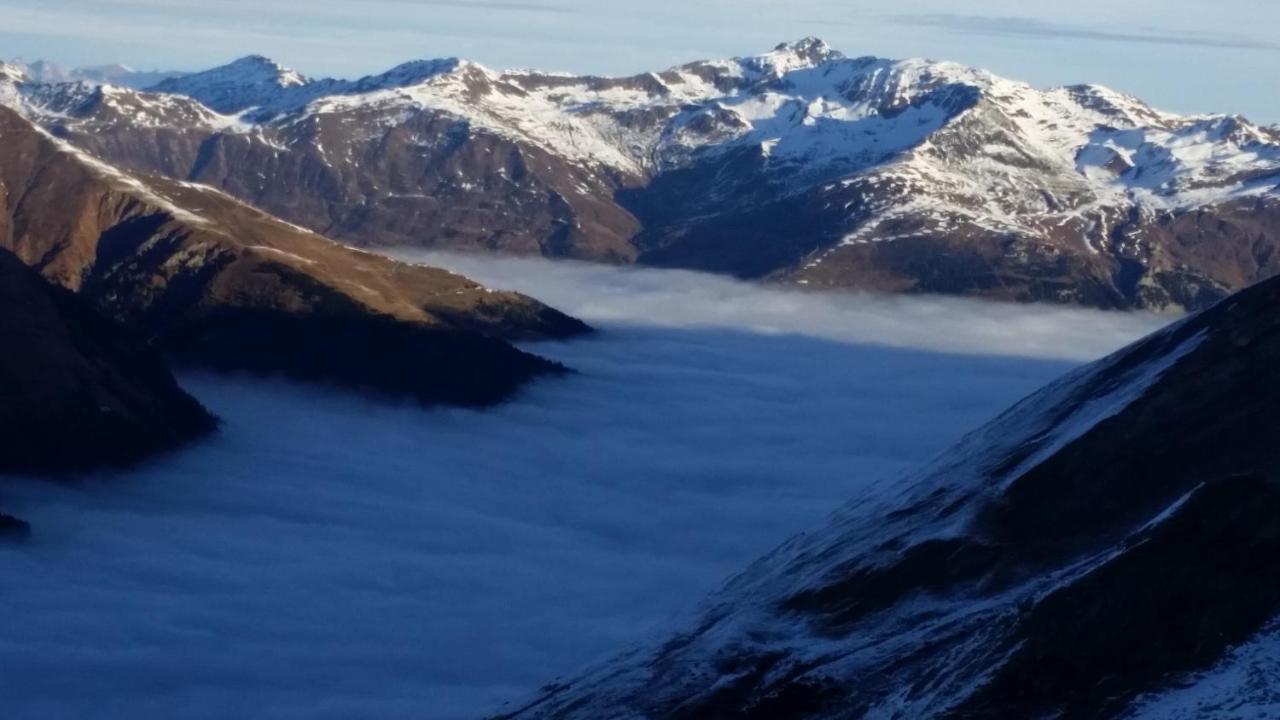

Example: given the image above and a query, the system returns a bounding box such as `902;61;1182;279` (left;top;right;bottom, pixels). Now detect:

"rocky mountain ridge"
4;39;1278;310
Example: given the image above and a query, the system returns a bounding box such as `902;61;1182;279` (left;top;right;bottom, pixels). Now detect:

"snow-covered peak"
148;54;309;113
0;63;28;107
344;57;465;93
745;37;843;75
223;54;308;87
0;62;27;84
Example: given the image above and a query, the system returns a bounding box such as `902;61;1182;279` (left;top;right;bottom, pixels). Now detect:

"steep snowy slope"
7;39;1279;310
502;245;1280;719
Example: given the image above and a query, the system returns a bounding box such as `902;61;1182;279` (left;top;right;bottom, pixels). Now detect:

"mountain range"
3;38;1279;310
5;58;186;90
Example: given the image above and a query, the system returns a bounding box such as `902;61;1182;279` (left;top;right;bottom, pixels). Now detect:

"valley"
0;259;1159;719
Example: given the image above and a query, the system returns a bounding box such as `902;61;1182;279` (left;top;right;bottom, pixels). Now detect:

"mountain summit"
8;40;1280;311
148;54;309;112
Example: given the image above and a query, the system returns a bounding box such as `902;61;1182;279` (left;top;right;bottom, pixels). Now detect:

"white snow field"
0;259;1167;719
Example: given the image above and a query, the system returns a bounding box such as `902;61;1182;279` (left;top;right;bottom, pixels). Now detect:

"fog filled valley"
0;258;1168;719
4;12;1280;717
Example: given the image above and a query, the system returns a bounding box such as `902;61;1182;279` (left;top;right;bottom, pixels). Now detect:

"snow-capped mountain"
147;54;310;113
500;251;1280;719
6;39;1279;310
6;58;186;89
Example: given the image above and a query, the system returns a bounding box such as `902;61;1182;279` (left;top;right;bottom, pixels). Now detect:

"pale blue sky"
3;0;1278;122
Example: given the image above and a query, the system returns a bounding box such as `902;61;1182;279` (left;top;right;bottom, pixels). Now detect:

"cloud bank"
404;251;1171;362
0;258;1168;718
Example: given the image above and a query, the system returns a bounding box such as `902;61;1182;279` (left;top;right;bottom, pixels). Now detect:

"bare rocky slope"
500;268;1280;718
4;39;1279;310
0;105;588;406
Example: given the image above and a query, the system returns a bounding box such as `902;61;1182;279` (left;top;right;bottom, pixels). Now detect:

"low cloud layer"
0;258;1168;718
406;251;1171;362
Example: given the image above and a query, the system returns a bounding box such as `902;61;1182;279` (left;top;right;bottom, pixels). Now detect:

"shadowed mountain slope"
504;268;1280;718
0;246;214;532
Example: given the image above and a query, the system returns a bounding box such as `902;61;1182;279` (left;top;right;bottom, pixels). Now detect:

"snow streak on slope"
1126;623;1280;719
0;261;1166;719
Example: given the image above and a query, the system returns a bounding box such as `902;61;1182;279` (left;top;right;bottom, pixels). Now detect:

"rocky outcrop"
0;106;589;406
503;256;1280;718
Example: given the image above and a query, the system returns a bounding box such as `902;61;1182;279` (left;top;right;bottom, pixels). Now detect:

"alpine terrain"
501;258;1280;719
0;104;589;406
3;39;1278;310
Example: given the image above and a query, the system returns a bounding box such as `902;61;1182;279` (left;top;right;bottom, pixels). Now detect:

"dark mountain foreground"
505;268;1280;717
0;246;216;535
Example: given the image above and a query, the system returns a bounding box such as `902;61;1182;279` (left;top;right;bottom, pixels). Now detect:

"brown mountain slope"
23;78;642;262
0;106;589;406
0;246;214;484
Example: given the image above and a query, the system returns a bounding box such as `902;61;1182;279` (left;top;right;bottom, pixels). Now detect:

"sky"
1;0;1278;122
0;257;1167;719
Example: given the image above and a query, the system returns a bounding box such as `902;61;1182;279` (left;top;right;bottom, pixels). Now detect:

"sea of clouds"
0;257;1169;719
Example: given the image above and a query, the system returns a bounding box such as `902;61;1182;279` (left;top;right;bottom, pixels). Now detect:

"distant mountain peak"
201;54;309;88
750;36;844;73
6;57;186;90
0;62;27;84
349;57;465;91
773;36;837;58
223;54;307;85
147;54;311;112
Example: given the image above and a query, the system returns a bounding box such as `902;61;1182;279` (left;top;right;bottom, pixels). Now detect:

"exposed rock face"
0;106;589;406
4;40;1278;310
501;268;1280;717
0;246;214;477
